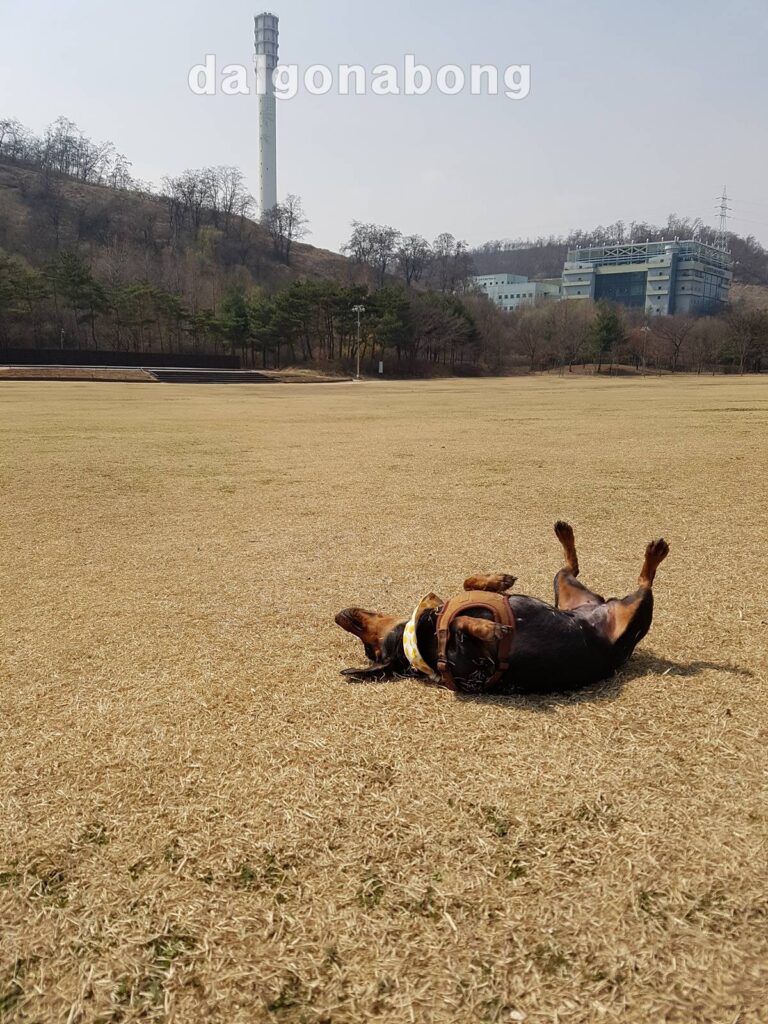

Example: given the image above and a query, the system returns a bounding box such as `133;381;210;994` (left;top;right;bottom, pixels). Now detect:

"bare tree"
343;222;401;286
161;169;216;240
515;307;543;371
106;153;133;190
546;299;593;371
689;317;725;374
265;194;309;265
432;233;457;292
0;118;27;160
727;306;768;374
214;167;254;233
431;233;474;293
396;234;431;287
654;314;696;372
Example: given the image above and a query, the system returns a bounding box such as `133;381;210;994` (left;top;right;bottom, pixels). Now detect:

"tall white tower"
254;12;279;219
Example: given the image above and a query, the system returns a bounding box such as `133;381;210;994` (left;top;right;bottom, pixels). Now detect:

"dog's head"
335;602;506;687
334;607;409;680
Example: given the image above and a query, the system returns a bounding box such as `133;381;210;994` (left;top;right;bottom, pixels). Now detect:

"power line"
729;197;768;209
728;214;768;230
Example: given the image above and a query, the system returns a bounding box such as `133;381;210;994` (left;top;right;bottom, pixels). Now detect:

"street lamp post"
640;323;650;377
352;304;365;381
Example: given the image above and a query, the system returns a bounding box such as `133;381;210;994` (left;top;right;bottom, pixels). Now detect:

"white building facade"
472;274;562;312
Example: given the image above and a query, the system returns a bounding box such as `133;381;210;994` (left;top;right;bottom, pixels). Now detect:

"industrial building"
472;274;562;312
254;12;279;218
561;240;732;316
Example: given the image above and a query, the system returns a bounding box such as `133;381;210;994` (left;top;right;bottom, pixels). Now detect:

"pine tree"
590;302;626;373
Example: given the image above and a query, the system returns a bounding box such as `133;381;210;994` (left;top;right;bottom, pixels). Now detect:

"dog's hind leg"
638;538;670;589
555;520;579;575
553;521;605;610
602;539;670;644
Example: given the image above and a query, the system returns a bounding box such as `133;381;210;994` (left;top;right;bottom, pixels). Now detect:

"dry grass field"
1;376;767;1024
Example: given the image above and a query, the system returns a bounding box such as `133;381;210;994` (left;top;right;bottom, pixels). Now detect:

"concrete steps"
147;368;278;384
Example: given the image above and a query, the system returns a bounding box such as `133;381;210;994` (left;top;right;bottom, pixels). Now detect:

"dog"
335;521;669;694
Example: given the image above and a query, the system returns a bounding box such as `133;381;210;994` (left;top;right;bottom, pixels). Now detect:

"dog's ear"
335;608;402;662
340;661;400;682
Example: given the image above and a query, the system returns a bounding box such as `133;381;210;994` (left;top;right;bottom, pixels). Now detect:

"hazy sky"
2;0;767;251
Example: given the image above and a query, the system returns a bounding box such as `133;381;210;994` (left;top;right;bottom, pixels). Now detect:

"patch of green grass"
358;873;386;910
371;977;396;1015
267;974;304;1015
0;976;25;1017
261;853;294;888
637;889;667;916
147;933;196;973
401;885;440;920
0;957;38;1017
29;867;68;906
128;859;151;880
683;887;731;928
78;820;109;846
113;931;199;1011
531;942;571;976
483;805;511;838
135;974;164;1008
573;796;620;830
506;859;528;881
322;946;341;968
163;839;183;868
237;863;259;888
235;852;297;905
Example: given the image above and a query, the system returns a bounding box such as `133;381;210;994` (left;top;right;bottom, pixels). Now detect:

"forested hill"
472;219;768;287
0;160;350;295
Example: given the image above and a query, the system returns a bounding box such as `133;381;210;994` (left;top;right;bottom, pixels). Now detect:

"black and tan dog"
335;521;669;694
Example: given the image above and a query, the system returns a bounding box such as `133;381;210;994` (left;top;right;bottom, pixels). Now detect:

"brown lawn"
0;376;766;1023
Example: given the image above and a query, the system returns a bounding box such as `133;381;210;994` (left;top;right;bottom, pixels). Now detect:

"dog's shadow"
342;651;753;714
453;651;754;714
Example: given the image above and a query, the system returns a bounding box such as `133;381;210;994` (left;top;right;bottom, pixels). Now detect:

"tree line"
0;249;482;369
2;244;765;373
0;116;134;190
473;215;768;288
1;114;766;374
343;223;474;292
498;299;767;376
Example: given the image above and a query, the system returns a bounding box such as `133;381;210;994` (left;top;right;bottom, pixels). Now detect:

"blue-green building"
562;240;732;316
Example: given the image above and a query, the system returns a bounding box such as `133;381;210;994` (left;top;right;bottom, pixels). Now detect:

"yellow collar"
402;593;442;682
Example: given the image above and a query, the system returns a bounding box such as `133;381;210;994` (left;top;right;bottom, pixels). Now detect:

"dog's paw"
491;623;514;640
554;520;574;542
463;573;517;593
454;617;513;644
645;539;670;564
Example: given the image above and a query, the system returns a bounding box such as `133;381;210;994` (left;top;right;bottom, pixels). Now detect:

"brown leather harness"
434;591;516;692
